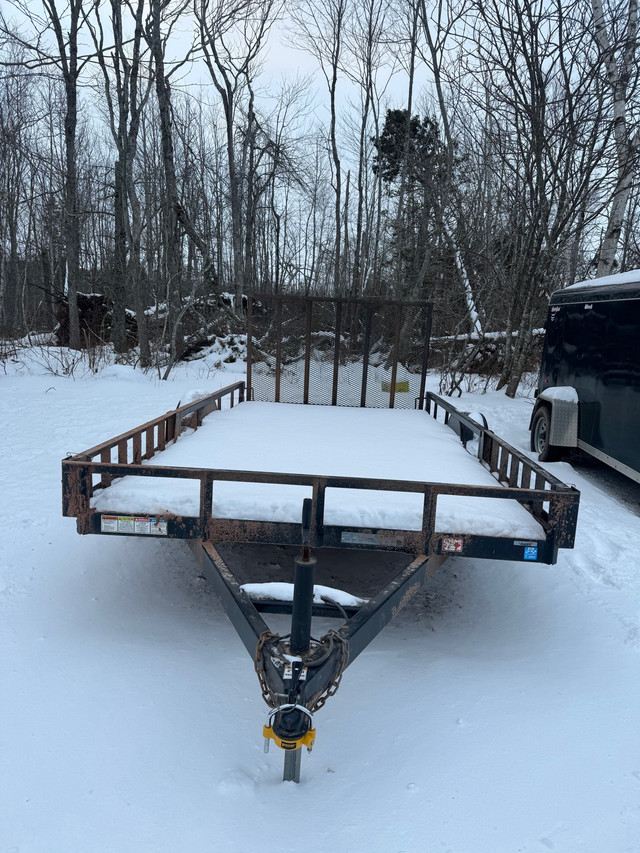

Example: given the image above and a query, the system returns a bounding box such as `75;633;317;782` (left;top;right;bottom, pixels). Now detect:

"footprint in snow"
216;768;257;794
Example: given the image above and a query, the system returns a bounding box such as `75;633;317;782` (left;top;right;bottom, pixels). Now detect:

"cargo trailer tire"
531;406;562;462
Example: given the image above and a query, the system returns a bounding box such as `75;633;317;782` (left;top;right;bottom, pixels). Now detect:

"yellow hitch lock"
263;724;316;752
263;704;316;753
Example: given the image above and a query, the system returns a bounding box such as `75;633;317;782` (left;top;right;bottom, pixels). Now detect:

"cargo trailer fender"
530;387;579;448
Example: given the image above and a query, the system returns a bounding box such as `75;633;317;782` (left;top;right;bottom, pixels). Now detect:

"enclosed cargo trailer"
531;270;640;483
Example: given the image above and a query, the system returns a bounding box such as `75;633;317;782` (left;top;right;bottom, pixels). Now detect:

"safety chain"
307;630;349;713
254;630;281;708
253;630;349;713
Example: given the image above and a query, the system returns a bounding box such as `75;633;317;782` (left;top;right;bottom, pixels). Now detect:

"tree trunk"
111;158;128;352
592;0;639;277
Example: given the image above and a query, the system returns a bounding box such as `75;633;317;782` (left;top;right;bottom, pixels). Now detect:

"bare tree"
195;0;280;311
455;0;609;395
1;0;94;348
0;43;35;332
291;0;349;295
418;0;482;339
86;0;153;360
591;0;639;277
145;0;218;371
343;0;393;297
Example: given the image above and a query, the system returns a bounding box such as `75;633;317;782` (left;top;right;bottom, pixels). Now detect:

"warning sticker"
117;516;135;534
442;537;464;554
148;518;168;536
101;515;167;536
134;517;151;534
524;546;538;561
100;515;119;533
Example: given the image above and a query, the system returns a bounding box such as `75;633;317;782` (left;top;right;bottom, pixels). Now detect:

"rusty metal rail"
62;380;244;524
424;392;580;554
62;384;579;565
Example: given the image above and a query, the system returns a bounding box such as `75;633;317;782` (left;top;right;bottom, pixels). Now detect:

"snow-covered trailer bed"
61;295;580;782
63;382;578;565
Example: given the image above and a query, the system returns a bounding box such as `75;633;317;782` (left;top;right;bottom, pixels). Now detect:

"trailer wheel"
531;407;562;462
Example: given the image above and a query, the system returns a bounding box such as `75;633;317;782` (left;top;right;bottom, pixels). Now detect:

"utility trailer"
530;269;640;482
62;295;580;782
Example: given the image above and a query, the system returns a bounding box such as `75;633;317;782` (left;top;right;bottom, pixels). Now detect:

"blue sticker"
524;546;538;561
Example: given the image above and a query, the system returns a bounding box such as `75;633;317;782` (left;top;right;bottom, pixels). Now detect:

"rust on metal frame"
62;383;579;562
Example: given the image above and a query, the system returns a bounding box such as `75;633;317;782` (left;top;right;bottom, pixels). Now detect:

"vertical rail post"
246;295;254;399
291;499;315;654
498;446;509;483
132;432;142;464
100;448;112;488
275;296;283;403
158;420;166;452
508;456;521;487
422;486;438;553
303;299;313;405
389;304;402;409
145;425;155;459
311;480;325;546
532;471;545;517
418;304;433;409
332;299;342;406
360;303;373;407
199;474;214;539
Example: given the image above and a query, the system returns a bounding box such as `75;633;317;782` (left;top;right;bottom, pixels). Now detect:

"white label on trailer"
442;537;464;553
284;664;308;681
514;540;537;547
341;532;377;545
150;518;168;536
135;517;151;534
117;515;135;533
101;514;167;536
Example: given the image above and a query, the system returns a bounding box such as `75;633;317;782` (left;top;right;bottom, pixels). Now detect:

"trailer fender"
530;387;579;447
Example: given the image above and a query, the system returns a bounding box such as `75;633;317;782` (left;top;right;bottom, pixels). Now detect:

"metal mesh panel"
247;295;432;408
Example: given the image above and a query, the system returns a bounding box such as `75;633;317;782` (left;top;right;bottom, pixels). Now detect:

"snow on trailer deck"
91;401;545;541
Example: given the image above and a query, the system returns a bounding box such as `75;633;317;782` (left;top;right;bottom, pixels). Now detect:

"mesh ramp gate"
246;295;433;408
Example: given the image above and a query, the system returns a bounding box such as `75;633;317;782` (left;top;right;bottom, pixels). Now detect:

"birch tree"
591;0;639;277
343;0;393;297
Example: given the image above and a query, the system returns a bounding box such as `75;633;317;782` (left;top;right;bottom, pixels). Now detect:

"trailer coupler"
263;704;316;753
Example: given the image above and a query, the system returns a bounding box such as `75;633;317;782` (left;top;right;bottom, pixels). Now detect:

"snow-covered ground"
2;349;639;852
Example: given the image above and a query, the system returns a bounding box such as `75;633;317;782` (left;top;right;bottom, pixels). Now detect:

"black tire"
531;406;562;462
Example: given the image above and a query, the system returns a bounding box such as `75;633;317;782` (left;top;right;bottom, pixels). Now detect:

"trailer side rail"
62;386;579;565
424;392;579;551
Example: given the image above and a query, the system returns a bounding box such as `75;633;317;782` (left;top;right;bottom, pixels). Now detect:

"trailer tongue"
61;296;580;782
